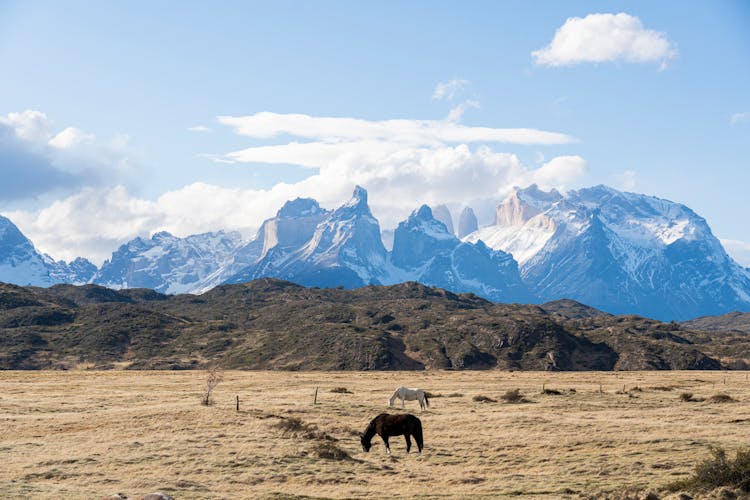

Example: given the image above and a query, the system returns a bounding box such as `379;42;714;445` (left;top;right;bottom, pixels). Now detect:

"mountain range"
1;184;750;321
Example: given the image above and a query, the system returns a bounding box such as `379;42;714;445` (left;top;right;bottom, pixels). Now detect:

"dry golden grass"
1;370;749;499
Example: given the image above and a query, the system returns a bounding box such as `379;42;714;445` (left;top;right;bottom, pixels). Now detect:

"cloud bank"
532;13;677;68
0;110;132;201
5;109;586;264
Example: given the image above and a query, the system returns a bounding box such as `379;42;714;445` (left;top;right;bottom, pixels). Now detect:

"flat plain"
1;370;749;499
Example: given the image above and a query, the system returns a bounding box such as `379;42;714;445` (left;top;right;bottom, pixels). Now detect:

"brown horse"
360;413;423;454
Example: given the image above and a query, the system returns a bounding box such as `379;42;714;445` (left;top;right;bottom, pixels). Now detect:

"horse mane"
362;416;380;442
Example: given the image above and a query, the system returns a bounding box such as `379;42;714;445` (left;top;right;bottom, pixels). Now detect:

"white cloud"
720;239;750;267
528;155;587;189
446;100;480;123
432;79;471;101
9;146;588;264
218;112;576;146
0;110;135;200
532;13;677;68
0;110;53;143
731;112;749;126
48;127;96;149
188;125;212;132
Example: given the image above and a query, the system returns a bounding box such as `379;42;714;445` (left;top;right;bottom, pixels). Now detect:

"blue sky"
1;1;749;265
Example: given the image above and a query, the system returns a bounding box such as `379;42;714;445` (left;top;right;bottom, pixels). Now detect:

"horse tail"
413;418;424;452
424;392;429;407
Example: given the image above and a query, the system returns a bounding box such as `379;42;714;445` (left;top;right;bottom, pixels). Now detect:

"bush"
426;392;463;398
472;395;497;403
541;388;562;395
707;393;736;403
311;442;350;460
680;392;696;402
330;387;352;394
500;389;529;404
669;446;750;492
272;417;335;441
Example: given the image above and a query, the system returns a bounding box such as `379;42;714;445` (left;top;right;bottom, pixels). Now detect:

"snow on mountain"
47;257;97;285
227;186;387;288
0;215;55;286
457;206;478;238
5;184;750;320
386;205;533;302
198;198;329;291
465;187;558;265
465;185;750;320
94;230;243;294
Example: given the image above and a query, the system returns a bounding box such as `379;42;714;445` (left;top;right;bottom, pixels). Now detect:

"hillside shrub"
669;446;750;492
311;442;350;460
707;393;736;403
472;395;496;403
501;389;529;403
330;387;352;394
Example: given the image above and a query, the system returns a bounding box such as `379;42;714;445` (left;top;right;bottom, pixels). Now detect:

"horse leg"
404;434;412;453
401;397;405;409
382;436;391;455
415;427;423;454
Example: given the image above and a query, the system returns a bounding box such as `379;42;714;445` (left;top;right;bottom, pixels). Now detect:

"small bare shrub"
668;446;750;492
680;392;696;402
201;366;223;406
425;392;462;398
274;417;310;436
650;385;675;391
541;388;562;395
330;387;352;394
707;393;736;404
272;417;335;441
311;442;350;460
472;395;496;403
500;388;529;404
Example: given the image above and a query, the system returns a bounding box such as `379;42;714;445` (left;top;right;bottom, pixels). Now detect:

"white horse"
388;386;429;411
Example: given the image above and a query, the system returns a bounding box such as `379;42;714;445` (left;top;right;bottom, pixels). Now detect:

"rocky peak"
457;207;478;238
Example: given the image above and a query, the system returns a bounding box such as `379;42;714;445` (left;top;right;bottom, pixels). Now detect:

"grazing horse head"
360;421;377;452
360;432;372;452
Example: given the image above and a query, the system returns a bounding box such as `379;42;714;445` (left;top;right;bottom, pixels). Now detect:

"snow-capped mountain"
227;186;387;288
198;198;329;291
47;257;97;285
93;230;243;294
0;215;55;286
387;205;533;302
3;184;750;320
465;185;750;320
0;215;95;286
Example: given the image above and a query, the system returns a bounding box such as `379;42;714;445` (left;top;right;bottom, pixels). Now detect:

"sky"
1;1;749;266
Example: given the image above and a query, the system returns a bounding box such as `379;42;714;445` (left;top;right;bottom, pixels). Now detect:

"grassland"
1;370;749;499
